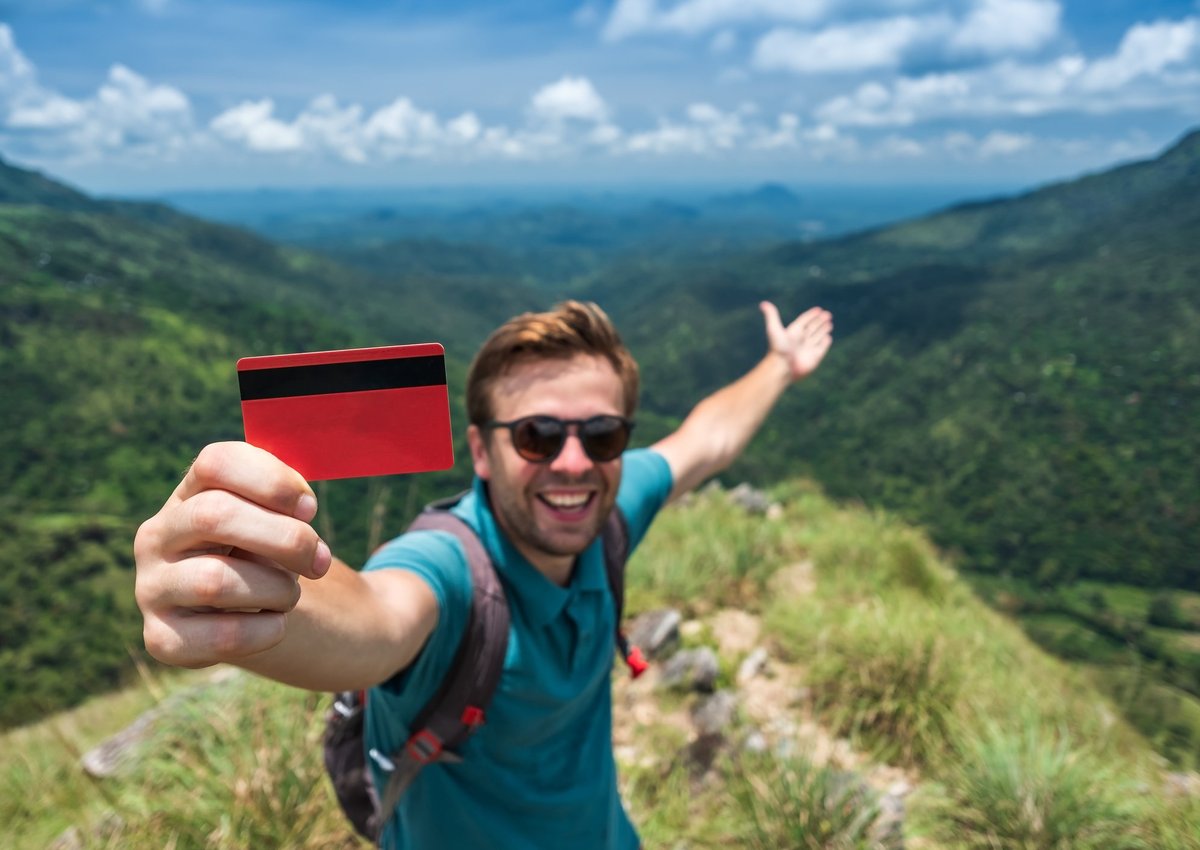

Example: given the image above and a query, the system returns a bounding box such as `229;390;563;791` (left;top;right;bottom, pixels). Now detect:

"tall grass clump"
628;486;799;611
775;596;964;767
1148;794;1200;850
910;721;1149;850
796;503;957;604
725;749;890;849
0;664;197;849
112;674;362;849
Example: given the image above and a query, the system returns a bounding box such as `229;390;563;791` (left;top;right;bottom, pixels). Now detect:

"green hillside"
3;131;1199;765
0;158;538;726
589;129;1200;762
586;128;1199;592
3;486;1198;849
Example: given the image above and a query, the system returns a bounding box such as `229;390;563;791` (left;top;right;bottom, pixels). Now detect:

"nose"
548;432;593;476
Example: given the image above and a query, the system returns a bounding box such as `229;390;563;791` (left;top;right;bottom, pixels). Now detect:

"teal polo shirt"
363;448;673;850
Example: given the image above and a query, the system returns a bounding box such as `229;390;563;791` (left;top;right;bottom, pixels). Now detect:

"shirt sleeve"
616;448;674;553
362;529;472;701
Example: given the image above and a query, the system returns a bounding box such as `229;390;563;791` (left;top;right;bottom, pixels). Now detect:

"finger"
788;307;833;338
171;442;318;522
163;488;330;579
144;609;288;667
759;301;787;344
147;552;302;614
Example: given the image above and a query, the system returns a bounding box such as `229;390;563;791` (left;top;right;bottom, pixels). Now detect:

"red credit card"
237;343;454;481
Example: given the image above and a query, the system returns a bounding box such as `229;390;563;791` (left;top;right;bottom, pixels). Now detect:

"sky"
1;0;1199;195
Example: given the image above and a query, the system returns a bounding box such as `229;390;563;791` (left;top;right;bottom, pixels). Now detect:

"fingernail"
312;539;332;578
295;494;318;522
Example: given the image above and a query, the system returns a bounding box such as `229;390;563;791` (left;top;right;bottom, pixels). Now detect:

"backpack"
321;495;649;844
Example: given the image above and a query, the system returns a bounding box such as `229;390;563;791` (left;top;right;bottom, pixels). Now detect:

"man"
134;299;833;848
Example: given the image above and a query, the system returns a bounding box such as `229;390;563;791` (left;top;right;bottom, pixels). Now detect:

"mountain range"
2;132;1198;762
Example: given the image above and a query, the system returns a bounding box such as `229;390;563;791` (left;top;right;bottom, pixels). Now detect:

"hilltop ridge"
4;481;1197;849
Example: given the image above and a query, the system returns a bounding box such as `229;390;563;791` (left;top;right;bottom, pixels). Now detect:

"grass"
909;722;1149;850
725;750;888;849
4;480;1196;848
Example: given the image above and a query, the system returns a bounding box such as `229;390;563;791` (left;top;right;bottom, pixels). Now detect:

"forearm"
235;558;436;692
655;352;792;499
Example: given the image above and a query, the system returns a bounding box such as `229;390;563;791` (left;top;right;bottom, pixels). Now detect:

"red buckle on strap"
625;644;649;679
405;729;444;764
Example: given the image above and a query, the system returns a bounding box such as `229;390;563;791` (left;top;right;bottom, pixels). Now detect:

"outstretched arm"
134;441;439;691
651;302;833;501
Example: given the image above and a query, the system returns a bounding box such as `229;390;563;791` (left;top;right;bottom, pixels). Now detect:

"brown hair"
466;301;639;425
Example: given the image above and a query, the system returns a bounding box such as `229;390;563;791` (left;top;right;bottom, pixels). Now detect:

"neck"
479;481;579;587
518;546;575;588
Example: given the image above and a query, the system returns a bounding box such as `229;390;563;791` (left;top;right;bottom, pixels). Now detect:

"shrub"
911;721;1147;850
726;750;889;850
769;596;963;767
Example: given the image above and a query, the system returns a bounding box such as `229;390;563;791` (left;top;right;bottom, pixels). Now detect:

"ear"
467;424;492;480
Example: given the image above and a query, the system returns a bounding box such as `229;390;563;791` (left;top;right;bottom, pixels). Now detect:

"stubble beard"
488;475;616;561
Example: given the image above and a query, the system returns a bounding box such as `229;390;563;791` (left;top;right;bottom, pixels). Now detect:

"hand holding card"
238;342;455;481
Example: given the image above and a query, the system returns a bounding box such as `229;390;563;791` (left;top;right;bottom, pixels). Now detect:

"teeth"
542;493;590;509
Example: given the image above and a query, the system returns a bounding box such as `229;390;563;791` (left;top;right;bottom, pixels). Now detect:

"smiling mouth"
537;492;596;516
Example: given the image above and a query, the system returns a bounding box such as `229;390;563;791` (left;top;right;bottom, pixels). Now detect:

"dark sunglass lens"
581;416;630;461
512;417;567;461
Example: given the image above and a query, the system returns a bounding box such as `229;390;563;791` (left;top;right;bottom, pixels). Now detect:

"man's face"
467;354;626;577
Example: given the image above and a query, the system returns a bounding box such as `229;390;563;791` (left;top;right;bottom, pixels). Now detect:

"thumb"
760;301;786;348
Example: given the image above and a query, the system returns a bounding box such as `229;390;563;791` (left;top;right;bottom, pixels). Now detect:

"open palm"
760;302;834;381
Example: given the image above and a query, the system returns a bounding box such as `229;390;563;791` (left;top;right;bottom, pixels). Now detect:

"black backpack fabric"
322;496;643;844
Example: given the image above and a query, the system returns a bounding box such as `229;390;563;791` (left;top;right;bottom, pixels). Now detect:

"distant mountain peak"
710;182;803;213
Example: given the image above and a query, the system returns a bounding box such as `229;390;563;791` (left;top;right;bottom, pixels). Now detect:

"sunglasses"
484;415;635;464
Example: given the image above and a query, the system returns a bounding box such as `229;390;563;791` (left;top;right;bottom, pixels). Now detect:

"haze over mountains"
2;130;1198;761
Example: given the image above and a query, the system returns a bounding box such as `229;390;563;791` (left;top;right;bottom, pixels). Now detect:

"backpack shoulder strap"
602;507;648;678
375;497;511;827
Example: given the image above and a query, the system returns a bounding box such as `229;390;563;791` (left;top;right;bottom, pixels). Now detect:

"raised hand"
133;441;331;668
759;301;834;381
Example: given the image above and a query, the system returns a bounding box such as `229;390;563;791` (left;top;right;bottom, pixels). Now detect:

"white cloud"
0;24;36;91
296;95;367;163
625;120;710;154
1;11;1196;178
977;129;1033;156
750;111;799;149
816;73;969;126
940;129;1035;157
363;97;444;157
1;28;194;163
814;16;1200;127
446;111;483;143
604;0;827;41
1080;18;1200;90
753;16;942;74
873;133;925;157
210;99;303;152
622;101;748;154
589;123;623;145
530;76;610;123
750;3;1061;77
208;78;617;164
950;0;1061;56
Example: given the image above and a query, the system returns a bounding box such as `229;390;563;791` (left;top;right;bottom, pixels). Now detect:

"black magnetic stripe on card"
238;355;447;400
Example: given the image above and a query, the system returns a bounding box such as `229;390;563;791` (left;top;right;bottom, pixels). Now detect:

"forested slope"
0;158;533;725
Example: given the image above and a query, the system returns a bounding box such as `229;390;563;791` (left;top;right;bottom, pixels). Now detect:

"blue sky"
1;0;1198;194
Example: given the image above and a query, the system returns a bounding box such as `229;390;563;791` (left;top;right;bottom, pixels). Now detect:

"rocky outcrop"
613;602;917;848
